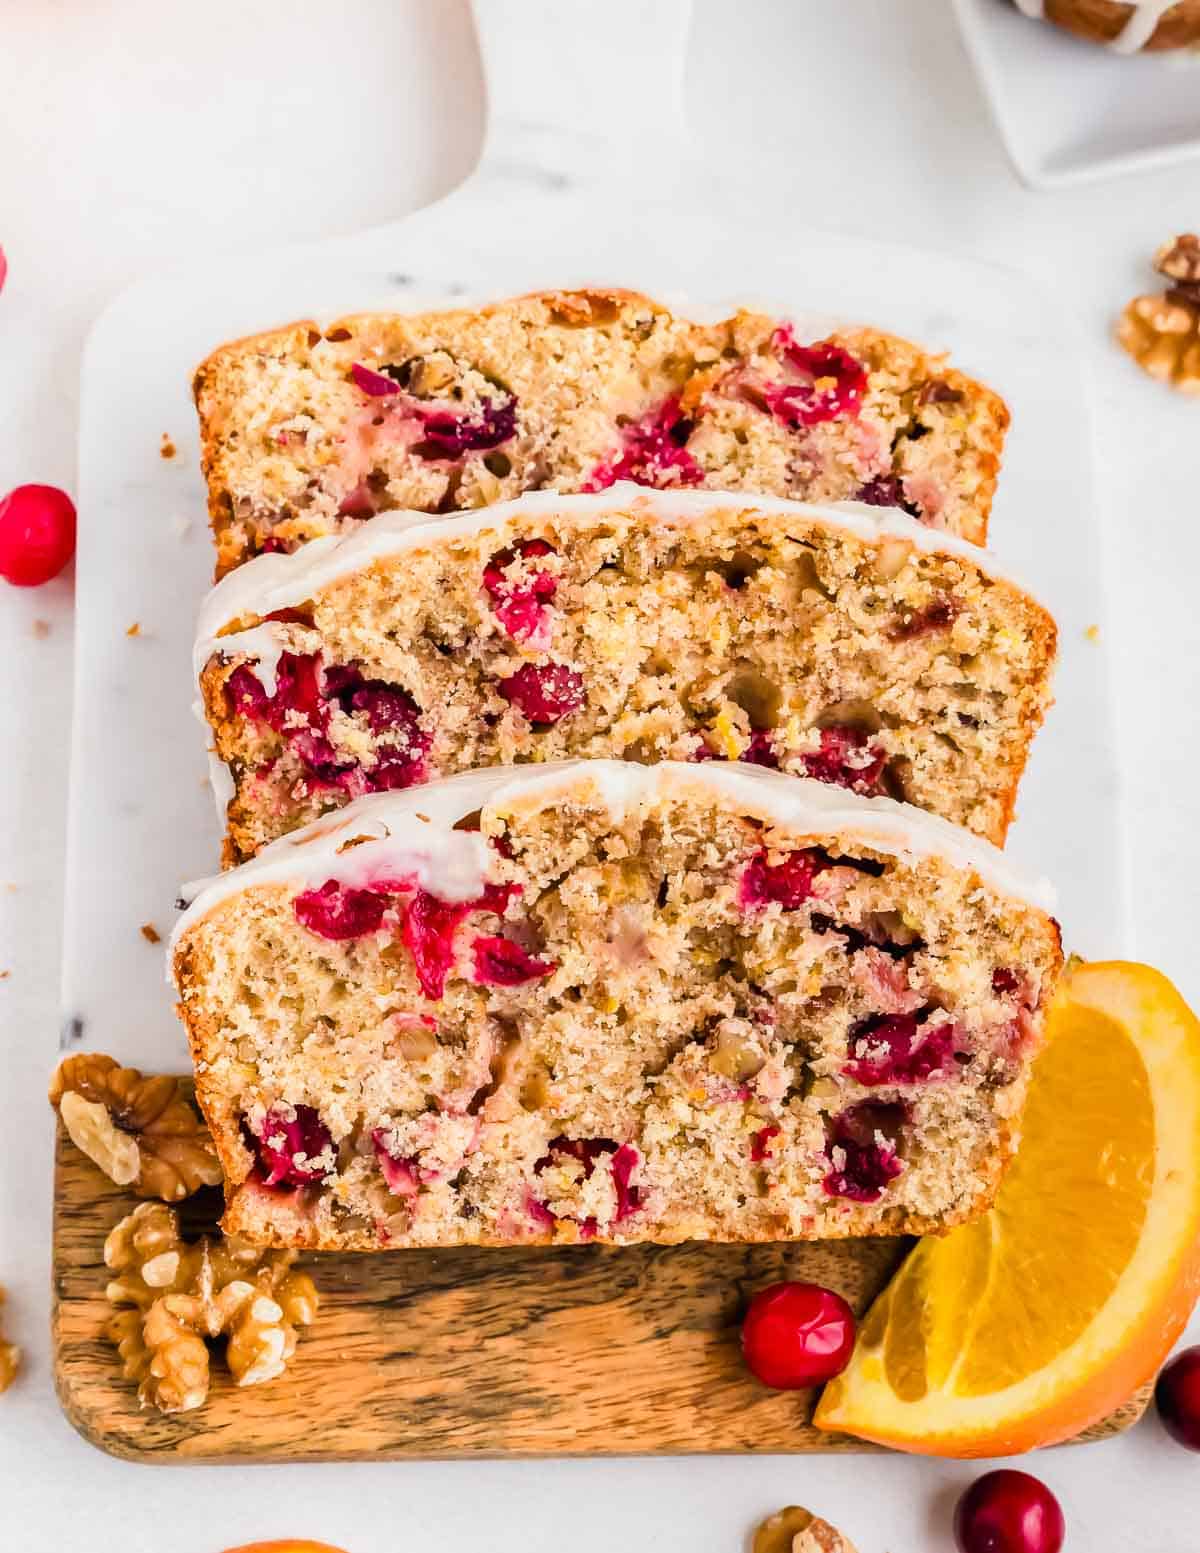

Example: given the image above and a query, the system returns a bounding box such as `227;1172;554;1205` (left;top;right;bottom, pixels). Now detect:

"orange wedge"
815;960;1200;1456
219;1543;351;1553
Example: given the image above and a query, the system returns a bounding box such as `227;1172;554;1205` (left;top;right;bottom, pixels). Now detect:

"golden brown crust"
189;286;662;390
193;289;1008;576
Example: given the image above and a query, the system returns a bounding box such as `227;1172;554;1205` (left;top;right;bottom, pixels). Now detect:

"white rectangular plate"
955;0;1200;188
62;0;1123;1066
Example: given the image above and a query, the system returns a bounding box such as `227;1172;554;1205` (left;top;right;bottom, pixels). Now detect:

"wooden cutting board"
51;1113;1149;1463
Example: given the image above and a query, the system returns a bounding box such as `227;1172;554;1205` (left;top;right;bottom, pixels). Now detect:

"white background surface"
2;2;1199;1549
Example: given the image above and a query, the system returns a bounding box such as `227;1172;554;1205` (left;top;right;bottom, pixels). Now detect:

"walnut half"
1118;234;1200;394
49;1054;222;1201
753;1506;860;1553
1117;295;1200;394
104;1202;319;1414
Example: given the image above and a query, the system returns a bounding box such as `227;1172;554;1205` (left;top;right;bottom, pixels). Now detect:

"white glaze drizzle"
170;782;496;967
199;623;290;697
169;760;1057;980
1111;0;1179;52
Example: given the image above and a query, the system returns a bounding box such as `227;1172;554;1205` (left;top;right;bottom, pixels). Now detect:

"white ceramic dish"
61;0;1123;1070
955;0;1200;189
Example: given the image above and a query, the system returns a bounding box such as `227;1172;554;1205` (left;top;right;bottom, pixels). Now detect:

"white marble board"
62;0;1123;1070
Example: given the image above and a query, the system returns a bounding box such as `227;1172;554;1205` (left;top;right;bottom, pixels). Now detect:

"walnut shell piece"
103;1203;319;1414
1117;294;1200;395
753;1506;860;1553
49;1053;222;1201
0;1287;19;1396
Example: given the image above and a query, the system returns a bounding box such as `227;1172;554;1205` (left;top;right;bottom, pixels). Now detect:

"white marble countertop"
2;2;1198;1548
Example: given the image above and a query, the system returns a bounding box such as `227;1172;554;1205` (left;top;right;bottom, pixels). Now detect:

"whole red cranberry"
740;1281;856;1389
954;1470;1065;1553
0;483;77;585
1156;1345;1200;1450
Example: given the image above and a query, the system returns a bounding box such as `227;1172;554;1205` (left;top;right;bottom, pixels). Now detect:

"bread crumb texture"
193;289;1009;573
203;499;1054;864
175;774;1062;1253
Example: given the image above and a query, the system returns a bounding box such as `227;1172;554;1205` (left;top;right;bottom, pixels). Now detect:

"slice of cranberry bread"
193;288;1009;574
170;761;1062;1253
196;487;1056;865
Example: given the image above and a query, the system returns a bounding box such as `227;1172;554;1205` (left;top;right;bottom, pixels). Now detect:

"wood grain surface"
51;1115;1150;1464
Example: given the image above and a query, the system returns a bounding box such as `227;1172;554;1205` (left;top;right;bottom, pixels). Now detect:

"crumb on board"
160;434;177;460
32;619;50;639
0;971;10;982
140;923;161;945
126;622;141;638
1085;624;1101;643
